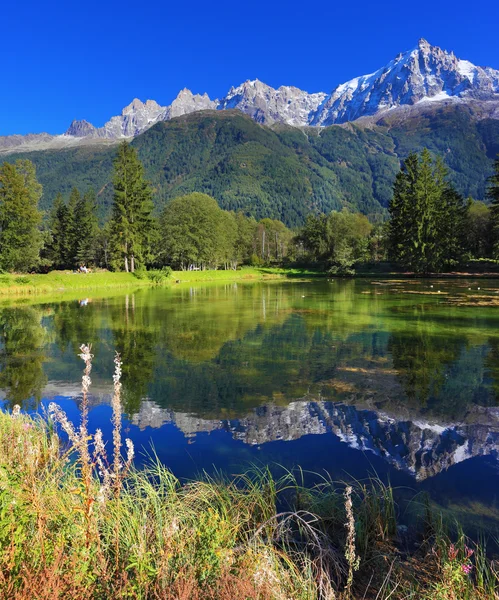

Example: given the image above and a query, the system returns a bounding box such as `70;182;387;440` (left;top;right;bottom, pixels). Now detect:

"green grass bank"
0;267;320;297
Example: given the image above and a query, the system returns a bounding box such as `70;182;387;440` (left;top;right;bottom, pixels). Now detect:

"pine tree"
110;142;154;272
0;161;43;272
65;187;80;268
488;156;499;258
388;153;419;268
75;189;99;266
388;149;468;273
46;193;69;268
438;188;469;268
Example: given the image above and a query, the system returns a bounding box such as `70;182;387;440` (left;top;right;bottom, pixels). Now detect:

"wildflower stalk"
344;485;360;598
111;352;123;495
79;344;93;502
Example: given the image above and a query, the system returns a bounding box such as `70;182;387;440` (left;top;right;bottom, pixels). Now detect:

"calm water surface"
2;279;499;531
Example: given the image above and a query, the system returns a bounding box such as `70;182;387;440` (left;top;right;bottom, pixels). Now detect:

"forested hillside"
5;107;498;227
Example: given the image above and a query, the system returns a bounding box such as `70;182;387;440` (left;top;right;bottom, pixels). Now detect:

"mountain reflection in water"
1;279;499;502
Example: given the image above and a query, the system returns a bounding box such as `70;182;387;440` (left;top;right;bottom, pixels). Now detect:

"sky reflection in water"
1;279;499;531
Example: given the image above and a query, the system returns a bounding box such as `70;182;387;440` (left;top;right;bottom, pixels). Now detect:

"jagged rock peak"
65;119;97;137
219;79;327;126
418;37;432;51
311;39;499;126
164;88;218;119
121;98;164;115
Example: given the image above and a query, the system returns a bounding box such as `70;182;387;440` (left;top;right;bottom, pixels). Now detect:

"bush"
14;276;30;285
147;266;173;284
133;267;147;280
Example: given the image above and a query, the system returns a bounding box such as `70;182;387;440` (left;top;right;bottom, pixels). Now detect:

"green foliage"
160;192;227;269
488;156;499;258
388;149;468;273
110;141;155;272
299;209;372;274
6;108;496;228
147;267;173;284
467;200;492;259
159;192;293;270
75;188;99;266
43;187;100;269
0;160;43;272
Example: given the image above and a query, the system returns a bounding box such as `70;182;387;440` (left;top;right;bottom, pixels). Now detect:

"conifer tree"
110;142;154;272
0;161;43;272
75;189;99;266
46;193;69;268
65;187;80;267
488;156;499;258
388;149;468;273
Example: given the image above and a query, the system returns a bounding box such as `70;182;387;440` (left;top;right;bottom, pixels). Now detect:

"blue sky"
2;0;499;135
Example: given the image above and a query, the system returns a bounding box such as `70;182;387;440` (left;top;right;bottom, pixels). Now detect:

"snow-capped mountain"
312;38;499;125
218;79;327;126
2;38;499;154
57;39;499;140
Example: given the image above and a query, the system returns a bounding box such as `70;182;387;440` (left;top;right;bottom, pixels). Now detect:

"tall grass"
0;267;316;296
0;348;498;599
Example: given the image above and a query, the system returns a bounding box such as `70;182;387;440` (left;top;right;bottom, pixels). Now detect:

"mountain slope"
1;39;498;156
313;39;499;125
6;108;497;226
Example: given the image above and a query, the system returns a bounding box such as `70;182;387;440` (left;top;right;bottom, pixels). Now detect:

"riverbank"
2;403;498;599
0;267;320;297
3;265;499;297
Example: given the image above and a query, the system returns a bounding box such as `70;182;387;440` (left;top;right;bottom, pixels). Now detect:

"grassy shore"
1;350;498;599
0;267;320;296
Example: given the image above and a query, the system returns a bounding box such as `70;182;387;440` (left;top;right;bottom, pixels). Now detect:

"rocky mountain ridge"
2;39;498;154
128;398;499;481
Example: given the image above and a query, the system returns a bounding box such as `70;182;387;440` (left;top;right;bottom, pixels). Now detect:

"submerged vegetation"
1;348;498;599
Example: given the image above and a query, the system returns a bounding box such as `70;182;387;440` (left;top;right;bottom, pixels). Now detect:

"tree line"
298;149;499;274
0;142;295;273
0;143;498;274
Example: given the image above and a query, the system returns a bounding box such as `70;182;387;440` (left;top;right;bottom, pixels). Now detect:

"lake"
1;278;499;532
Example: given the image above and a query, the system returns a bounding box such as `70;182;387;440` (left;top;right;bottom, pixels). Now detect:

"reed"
0;349;498;599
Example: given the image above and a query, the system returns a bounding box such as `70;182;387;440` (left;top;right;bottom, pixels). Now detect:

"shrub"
14;276;30;285
147;266;172;284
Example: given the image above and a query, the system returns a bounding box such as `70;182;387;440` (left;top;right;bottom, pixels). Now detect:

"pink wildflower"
461;563;473;575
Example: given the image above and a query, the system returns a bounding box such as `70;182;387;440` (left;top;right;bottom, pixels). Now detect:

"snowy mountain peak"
417;37;432;52
219;79;327;125
5;38;499;154
312;39;499;125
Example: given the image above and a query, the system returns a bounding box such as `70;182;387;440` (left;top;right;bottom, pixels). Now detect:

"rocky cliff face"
129;398;499;481
2;38;498;153
163;89;218;120
218;79;327;126
65;119;98;137
312;38;499;125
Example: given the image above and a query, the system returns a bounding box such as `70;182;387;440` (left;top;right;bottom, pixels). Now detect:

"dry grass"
0;349;498;599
